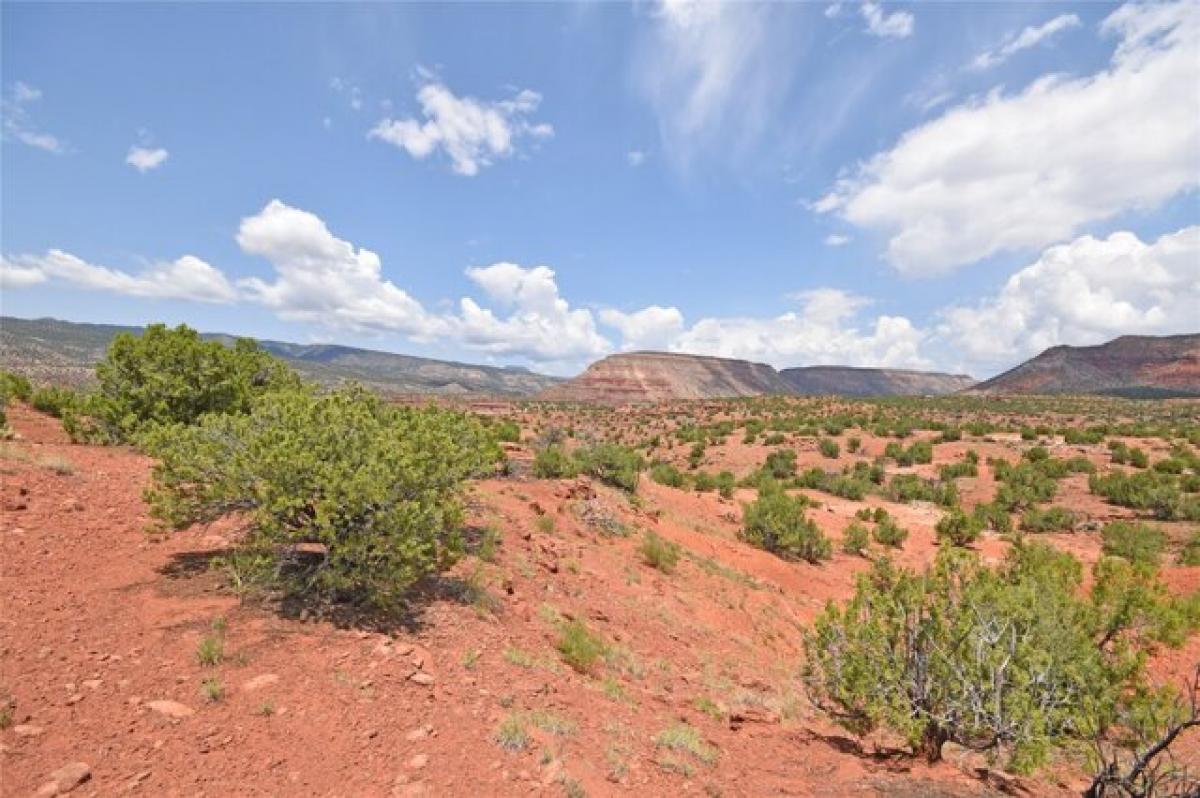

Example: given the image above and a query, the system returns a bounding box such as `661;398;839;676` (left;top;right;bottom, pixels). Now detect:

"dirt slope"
780;366;975;397
0;403;1064;797
539;352;792;404
972;334;1200;396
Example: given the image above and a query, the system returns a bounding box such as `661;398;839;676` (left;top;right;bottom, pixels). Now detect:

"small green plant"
650;462;687;488
1101;521;1166;567
504;646;535;669
841;522;870;556
534;446;578;479
255;700;275;717
818;438;840;459
872;517;909;548
1179;531;1200;566
557;620;606;674
576;443;645;492
200;677;224;702
655;722;717;765
495;713;530;751
935;509;982;547
535;514;556;535
640;530;681;574
196;634;224;667
740;491;832;564
462;648;481;670
1020;506;1078;534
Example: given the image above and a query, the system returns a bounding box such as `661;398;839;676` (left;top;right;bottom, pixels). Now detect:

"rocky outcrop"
780;366;975;397
539;352;791;403
971;334;1200;396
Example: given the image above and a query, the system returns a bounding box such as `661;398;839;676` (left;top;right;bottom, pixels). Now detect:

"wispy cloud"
970;13;1081;70
860;2;914;39
2;81;64;153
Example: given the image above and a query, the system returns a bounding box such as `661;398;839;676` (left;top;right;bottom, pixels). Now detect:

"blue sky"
2;1;1197;377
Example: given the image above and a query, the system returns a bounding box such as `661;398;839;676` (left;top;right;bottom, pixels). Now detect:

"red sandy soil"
2;402;1195;796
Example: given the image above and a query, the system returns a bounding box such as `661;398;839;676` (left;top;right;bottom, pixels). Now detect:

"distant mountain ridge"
0;316;562;397
971;334;1200;397
780;366;975;397
539;352;976;403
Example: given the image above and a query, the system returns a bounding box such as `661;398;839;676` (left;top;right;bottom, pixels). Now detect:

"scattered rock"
13;723;44;737
408;671;435;686
406;753;429;770
145;699;194;718
405;727;428;742
241;674;279;692
37;761;91;795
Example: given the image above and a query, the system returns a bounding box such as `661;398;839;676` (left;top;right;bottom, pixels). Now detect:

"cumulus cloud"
126;145;169;173
0;250;236;302
816;1;1200;275
236;200;444;337
970;13;1081;70
2;81;64;153
368;78;553;176
861;2;914;39
824;233;851;247
599;306;686;351
649;289;930;369
454;263;612;362
935;226;1200;373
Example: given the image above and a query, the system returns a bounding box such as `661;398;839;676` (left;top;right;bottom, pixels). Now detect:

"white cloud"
935;226;1200;373
971;13;1081;70
817;1;1200;275
125;145;169;173
668;288;929;369
456;263;612;362
0;250;235;302
236;200;444;337
2;82;63;154
860;2;914;39
824;233;851;247
636;1;791;169
626;150;647;167
599;306;686;351
369;79;553;176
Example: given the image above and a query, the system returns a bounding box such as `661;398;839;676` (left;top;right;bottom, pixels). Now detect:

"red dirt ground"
2;402;1195;796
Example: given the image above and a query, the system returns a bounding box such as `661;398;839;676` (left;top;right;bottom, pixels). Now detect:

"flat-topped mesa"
970;333;1200;397
780;366;975;397
538;351;792;404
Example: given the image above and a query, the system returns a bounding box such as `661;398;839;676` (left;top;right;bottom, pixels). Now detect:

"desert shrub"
740;491;831;564
493;419;521;443
993;462;1059;512
872;517;909;548
715;470;736;499
885;439;933;466
533;445;578;479
842;522;870;556
818;438;840;459
1101;521;1167;567
763;448;797;479
687;442;705;469
1020;506;1078;534
1129;448;1149;469
938;461;977;481
1089;470;1200;522
764;432;786;445
142;386;497;612
886;474;958;507
1180;531;1200;566
804;544;1146;774
938;427;962;443
847;436;862;453
650;462;686;489
689;470;714;492
640;530;681;574
30;386;79;418
1020;426;1037;441
0;370;32;403
972;501;1013;535
79;324;298;442
935;509;983;547
576;443;644;492
556;620;606;673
